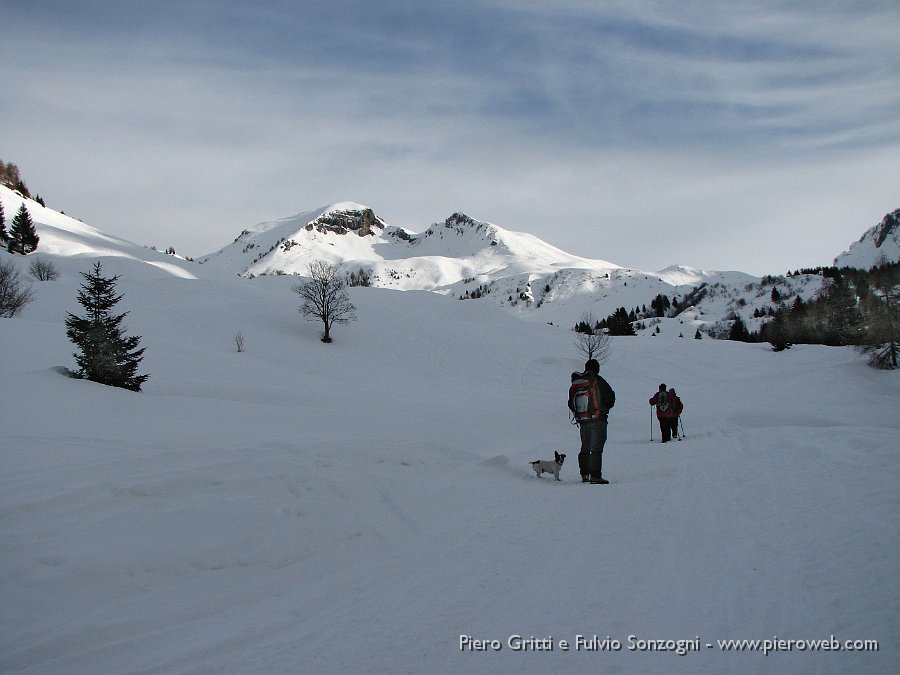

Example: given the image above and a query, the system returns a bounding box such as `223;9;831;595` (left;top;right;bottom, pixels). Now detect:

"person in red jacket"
649;383;683;443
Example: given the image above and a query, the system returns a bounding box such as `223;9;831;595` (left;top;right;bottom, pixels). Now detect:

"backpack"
569;377;597;421
569;375;605;421
657;390;669;412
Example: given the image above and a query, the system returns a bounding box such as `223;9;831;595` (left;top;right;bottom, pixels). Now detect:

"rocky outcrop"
874;209;899;248
304;208;386;237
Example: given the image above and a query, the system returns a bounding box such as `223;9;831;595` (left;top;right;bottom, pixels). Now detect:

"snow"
186;201;835;341
834;209;900;270
1;190;897;673
196;207;622;293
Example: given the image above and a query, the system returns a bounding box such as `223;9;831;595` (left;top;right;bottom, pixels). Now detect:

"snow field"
1;259;897;674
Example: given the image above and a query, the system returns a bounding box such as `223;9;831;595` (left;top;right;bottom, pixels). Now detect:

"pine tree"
650;294;671;317
8;203;39;254
728;316;751;342
604;307;636;336
65;262;149;391
0;200;7;243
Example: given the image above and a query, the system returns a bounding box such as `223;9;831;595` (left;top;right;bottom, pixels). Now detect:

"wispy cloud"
1;0;897;274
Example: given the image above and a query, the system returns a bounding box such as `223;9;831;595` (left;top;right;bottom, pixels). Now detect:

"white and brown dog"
530;451;566;481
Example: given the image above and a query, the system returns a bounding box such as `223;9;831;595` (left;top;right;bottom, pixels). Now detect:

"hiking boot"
581;475;589;483
589;476;609;484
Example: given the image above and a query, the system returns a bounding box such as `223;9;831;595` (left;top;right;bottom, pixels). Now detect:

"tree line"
577;262;898;368
732;263;899;367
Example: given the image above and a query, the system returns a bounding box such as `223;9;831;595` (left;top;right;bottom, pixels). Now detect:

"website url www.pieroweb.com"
717;636;880;655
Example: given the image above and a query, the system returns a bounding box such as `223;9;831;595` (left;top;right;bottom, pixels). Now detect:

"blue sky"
2;0;898;274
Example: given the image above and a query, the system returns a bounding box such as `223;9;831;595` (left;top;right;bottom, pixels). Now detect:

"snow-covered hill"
0;189;839;340
0;188;890;340
200;202;821;336
834;209;900;269
198;205;621;290
194;202;831;336
1;187;897;674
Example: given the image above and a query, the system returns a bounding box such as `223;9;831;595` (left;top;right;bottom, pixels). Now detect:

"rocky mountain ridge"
834;208;900;269
1;185;894;338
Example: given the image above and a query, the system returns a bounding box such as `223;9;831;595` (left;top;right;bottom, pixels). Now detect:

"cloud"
1;1;898;274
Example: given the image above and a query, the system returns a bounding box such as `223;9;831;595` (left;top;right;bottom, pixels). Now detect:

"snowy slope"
193;203;833;336
0;186;198;280
196;202;394;276
834;209;900;269
0;190;897;674
198;207;622;293
1;258;897;675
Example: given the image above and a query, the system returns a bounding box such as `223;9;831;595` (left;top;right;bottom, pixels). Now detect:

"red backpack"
569;376;600;421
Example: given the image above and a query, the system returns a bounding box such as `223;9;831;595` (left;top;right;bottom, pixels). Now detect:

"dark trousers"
578;418;607;478
659;417;679;442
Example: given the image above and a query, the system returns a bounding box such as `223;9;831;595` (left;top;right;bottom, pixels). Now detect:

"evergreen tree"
819;279;864;345
856;266;900;368
728;316;751;342
601;307;636;336
650;294;671;317
0;200;7;243
8;203;39;254
65;262;149;391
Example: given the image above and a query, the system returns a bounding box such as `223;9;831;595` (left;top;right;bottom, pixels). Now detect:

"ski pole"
650;406;654;442
679;416;685;439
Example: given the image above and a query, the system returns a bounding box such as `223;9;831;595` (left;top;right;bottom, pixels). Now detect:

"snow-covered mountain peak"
232;202;386;241
834;208;900;269
408;212;502;255
303;203;387;237
5;180;890;343
655;264;757;288
197;202;405;275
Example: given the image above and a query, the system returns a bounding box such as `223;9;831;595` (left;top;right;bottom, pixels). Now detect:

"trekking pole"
650;406;654;442
678;416;686;440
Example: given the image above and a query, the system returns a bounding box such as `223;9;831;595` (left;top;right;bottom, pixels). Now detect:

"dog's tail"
529;460;539;465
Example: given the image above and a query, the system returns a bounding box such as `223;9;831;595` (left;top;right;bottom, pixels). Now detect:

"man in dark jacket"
649;383;683;443
568;359;616;483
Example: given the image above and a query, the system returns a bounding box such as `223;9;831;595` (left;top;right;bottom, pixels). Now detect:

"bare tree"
291;260;357;343
29;256;59;281
573;312;611;363
0;258;35;317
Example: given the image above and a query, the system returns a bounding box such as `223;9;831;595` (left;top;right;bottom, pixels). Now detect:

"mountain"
198;204;621;288
7;188;895;340
834;209;900;269
196;202;837;337
1;189;833;337
2;194;897;674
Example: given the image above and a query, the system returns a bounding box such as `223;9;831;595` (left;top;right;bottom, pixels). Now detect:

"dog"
530;451;566;481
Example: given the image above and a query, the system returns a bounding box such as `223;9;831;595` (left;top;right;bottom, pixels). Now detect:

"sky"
2;0;899;275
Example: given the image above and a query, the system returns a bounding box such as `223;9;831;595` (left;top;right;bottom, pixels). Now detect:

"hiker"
649;383;683;443
568;359;616;483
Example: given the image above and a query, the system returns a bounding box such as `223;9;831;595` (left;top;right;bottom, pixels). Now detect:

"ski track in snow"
0;189;897;674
